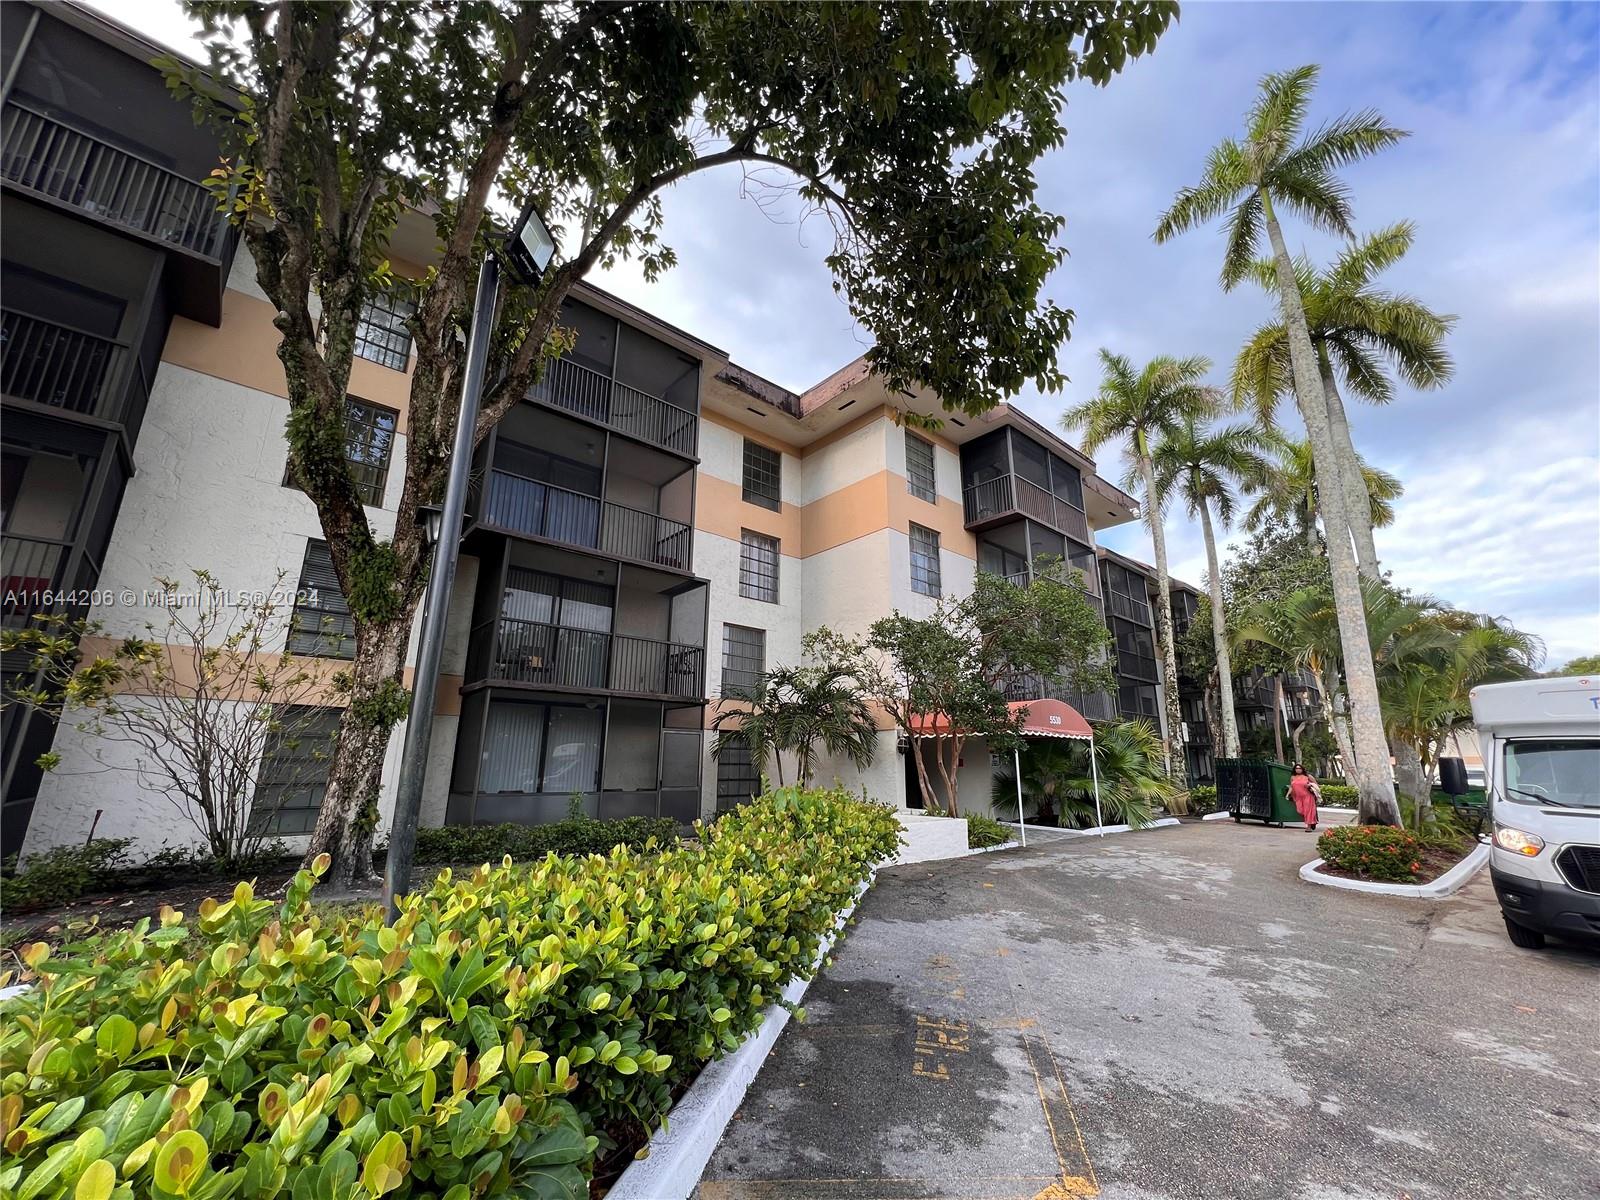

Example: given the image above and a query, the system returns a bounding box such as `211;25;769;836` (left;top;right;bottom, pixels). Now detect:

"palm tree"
1233;222;1455;578
991;719;1177;829
1063;351;1221;777
710;662;878;794
1236;586;1359;776
1244;433;1402;550
1152;418;1271;759
1154;64;1407;825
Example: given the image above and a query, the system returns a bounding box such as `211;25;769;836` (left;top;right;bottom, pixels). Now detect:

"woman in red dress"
1287;763;1322;831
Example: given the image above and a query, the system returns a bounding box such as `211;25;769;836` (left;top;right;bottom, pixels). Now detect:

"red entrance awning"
908;698;1094;740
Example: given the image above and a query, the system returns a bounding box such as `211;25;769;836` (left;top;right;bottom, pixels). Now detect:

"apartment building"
2;2;1160;858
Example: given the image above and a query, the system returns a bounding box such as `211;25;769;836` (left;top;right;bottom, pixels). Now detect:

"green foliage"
1316;825;1423;883
1557;654;1600;676
0;787;899;1197
345;677;411;732
1186;785;1220;815
991;720;1176;830
964;815;1013;850
412;817;678;866
1318;784;1359;808
343;540;407;628
0;840;134;913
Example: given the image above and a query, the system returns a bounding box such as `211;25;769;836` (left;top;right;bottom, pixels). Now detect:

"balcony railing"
1116;650;1160;684
488;616;704;699
2;535;69;628
1006;675;1116;721
529;356;698;456
483;470;692;571
1;309;146;421
962;473;1090;542
1106;589;1153;626
1;100;226;258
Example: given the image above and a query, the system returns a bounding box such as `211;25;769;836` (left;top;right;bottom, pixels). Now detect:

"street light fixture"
382;197;552;923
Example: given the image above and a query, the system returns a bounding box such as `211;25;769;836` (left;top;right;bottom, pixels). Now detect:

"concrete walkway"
699;820;1597;1200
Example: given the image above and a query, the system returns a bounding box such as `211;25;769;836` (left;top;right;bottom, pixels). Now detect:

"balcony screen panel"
1011;433;1050;488
905;434;937;503
482;703;546;793
661;727;702;788
503;568;558;625
961;429;1009;488
561;299;617;376
1050;456;1084;508
544;706;603;792
1028;524;1064;568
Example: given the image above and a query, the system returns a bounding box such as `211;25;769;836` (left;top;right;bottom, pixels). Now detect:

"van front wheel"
1503;918;1546;950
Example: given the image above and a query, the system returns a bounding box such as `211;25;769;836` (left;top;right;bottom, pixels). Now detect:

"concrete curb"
967;840;1021;855
1071;816;1182;837
607;870;875;1200
1200;811;1233;822
1299;841;1490;899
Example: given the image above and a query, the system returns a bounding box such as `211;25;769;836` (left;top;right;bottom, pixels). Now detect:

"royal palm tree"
1244;433;1402;550
1152;418;1271;758
1064;351;1222;776
1233;222;1455;578
1154;64;1407;825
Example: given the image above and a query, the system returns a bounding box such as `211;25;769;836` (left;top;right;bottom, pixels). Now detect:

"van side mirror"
1439;757;1469;796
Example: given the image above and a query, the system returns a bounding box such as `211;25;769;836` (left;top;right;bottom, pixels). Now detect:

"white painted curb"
1072;816;1181;837
1200;811;1233;822
967;840;1021;855
607;870;875;1200
1299;841;1490;899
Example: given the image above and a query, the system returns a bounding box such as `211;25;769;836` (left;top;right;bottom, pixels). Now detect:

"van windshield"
1503;739;1600;809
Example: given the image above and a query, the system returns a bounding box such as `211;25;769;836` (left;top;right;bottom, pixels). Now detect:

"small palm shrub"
1316;825;1423;882
0;786;900;1198
965;814;1013;849
991;719;1176;830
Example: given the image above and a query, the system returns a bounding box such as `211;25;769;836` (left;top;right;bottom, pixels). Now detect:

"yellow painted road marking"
1022;1033;1100;1199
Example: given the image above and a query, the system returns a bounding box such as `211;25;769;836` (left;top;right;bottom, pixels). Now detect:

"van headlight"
1493;824;1545;856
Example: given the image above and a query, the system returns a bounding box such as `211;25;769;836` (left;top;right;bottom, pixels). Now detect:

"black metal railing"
530;356;698;456
1;535;69;628
1116;650;1160;684
483;470;692;570
488;617;703;699
1;309;144;420
1;100;226;258
962;473;1090;542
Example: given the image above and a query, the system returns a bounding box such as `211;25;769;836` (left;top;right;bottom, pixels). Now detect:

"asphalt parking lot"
698;820;1599;1200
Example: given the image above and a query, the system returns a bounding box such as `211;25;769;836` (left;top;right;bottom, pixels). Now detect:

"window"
738;530;780;603
741;439;781;511
716;737;761;811
905;433;937;502
909;523;941;597
283;398;397;508
721;624;765;698
288;540;356;659
252;706;341;834
353;293;415;371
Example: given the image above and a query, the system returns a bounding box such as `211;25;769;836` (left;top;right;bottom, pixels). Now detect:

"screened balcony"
976;522;1100;602
1;308;148;422
960;428;1091;543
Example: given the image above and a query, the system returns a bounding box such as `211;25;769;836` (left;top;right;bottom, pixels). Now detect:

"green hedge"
965;814;1012;849
412;815;678;865
1186;785;1220;815
1318;784;1358;808
0;785;901;1199
1316;825;1423;882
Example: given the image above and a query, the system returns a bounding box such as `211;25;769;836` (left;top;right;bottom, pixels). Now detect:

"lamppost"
382;199;555;923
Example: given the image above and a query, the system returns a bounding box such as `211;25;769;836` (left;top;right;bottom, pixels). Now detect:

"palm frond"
1154;139;1249;243
1246;65;1318;157
1328;221;1416;292
1231;320;1292;422
1280;109;1409;176
1219;190;1265;290
1269;164;1355;238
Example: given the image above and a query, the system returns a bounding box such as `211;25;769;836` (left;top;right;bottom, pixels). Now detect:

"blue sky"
109;1;1600;666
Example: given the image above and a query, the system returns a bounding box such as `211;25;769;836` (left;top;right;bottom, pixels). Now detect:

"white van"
1470;675;1600;949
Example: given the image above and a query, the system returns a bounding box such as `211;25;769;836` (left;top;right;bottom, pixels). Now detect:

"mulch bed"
1315;841;1474;886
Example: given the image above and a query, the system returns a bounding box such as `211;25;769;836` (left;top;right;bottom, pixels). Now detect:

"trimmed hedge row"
1186;785;1220;815
1316;825;1422;882
412;816;677;865
0;786;901;1200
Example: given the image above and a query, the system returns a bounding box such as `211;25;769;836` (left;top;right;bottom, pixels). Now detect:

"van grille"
1554;845;1600;895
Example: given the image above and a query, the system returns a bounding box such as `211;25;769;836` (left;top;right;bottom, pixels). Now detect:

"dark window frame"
738;529;780;603
251;705;342;835
909;522;941;597
353;292;415;372
905;433;937;503
741;439;781;511
720;623;765;698
288;539;356;659
283;397;397;509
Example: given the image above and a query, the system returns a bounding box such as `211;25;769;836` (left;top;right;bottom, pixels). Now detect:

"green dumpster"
1216;758;1298;826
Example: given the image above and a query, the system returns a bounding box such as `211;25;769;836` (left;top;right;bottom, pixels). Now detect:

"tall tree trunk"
1261;191;1399;826
936;735;963;817
305;616;411;887
911;734;938;811
1330;709;1356;780
1393;739;1428;809
1318;354;1381;582
1199;501;1241;758
1136;445;1185;780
